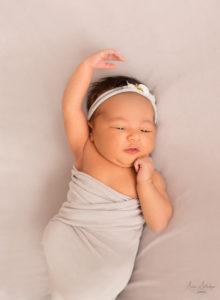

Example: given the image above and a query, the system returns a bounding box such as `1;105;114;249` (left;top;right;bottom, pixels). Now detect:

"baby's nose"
127;130;140;140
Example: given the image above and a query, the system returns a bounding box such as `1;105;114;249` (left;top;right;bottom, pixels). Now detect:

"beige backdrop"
1;0;220;299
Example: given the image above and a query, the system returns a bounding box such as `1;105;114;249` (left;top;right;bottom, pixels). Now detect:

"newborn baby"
41;48;173;300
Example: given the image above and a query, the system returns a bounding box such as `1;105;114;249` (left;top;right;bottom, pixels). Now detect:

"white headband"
87;81;158;124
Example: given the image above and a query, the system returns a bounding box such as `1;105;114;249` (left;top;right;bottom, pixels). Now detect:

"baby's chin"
116;153;150;168
113;158;137;169
103;153;143;169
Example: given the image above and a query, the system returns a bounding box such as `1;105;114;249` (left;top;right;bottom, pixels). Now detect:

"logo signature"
185;280;215;294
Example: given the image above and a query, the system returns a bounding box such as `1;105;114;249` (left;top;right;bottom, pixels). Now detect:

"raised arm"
62;61;94;161
61;49;126;161
62;61;94;111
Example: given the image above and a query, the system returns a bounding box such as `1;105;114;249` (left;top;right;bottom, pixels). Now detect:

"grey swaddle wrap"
41;164;145;300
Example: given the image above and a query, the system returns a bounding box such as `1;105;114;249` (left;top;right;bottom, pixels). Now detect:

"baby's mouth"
124;148;140;154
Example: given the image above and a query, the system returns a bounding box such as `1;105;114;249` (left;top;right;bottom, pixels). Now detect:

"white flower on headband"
126;81;150;95
126;81;156;105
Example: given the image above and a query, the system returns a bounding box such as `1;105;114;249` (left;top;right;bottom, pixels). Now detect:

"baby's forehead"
103;94;153;111
101;112;155;125
96;93;155;122
102;106;154;120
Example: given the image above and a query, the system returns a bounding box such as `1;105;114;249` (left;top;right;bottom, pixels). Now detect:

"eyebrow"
108;117;154;124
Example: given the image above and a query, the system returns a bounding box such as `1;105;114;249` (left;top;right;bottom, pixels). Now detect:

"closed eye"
115;127;151;133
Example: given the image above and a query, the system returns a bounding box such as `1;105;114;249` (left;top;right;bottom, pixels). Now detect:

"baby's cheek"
112;135;124;146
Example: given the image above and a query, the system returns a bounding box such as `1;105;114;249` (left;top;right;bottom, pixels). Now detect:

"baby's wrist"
81;59;95;71
137;178;153;185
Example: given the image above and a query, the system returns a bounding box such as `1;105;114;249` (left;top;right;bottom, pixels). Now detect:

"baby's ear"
87;121;93;131
87;121;94;140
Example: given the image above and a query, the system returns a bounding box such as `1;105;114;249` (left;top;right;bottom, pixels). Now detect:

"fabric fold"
41;164;146;300
51;164;145;230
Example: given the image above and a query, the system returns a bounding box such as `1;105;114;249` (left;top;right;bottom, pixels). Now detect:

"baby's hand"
83;48;125;70
133;155;155;183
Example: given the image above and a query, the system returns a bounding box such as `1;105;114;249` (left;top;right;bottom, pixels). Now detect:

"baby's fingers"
104;62;117;68
101;48;125;61
133;159;141;172
105;53;125;61
85;48;125;70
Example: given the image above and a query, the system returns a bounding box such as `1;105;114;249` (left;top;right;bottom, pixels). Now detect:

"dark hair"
86;75;157;129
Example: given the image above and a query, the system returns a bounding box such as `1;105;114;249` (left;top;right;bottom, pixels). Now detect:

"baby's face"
88;92;157;169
